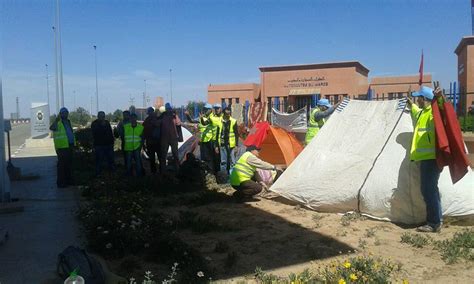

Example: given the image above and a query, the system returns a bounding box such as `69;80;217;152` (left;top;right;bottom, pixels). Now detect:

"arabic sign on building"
284;76;328;88
30;103;50;139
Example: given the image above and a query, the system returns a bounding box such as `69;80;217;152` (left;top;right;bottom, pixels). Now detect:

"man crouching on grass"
229;145;281;201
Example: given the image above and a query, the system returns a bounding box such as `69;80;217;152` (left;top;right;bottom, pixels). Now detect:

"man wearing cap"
91;111;115;176
209;103;223;172
143;107;160;174
230;145;280;200
124;113;144;176
50;107;75;188
305;98;339;145
216;107;239;173
407;86;444;233
199;103;215;172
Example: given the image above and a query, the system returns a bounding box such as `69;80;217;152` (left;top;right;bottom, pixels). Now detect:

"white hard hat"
159;106;166;113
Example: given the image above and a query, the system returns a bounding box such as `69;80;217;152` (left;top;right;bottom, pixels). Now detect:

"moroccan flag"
418;50;424;85
244;121;270;147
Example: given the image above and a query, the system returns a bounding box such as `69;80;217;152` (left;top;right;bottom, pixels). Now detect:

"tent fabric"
231;104;244;125
244;122;303;166
270;99;474;224
271;107;307;132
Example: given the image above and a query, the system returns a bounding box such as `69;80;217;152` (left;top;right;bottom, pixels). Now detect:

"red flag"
418;50;424;85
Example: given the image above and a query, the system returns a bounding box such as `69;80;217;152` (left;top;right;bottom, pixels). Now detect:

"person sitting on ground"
407;86;444;233
305;99;340;145
124;113;144;176
91;111;115;176
229;145;281;200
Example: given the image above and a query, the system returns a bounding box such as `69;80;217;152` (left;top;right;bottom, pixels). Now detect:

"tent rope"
356;98;408;213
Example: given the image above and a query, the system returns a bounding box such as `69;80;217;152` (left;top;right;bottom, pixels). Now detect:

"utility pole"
93;45;99;113
56;0;64;108
16;97;19;119
45;64;50;114
53;26;60;113
143;79;147;108
73;90;76;110
169;68;173;105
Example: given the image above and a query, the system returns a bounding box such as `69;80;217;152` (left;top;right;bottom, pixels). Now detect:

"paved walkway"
0;144;82;283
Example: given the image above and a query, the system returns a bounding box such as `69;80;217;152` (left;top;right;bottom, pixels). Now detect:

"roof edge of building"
258;61;370;74
454;36;474;55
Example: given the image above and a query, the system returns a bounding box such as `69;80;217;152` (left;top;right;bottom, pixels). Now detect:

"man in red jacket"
407;86;443;233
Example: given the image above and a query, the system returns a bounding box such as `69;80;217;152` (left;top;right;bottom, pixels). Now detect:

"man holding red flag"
407;86;443;232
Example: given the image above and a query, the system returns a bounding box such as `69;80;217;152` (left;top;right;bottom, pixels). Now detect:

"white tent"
270;99;474;224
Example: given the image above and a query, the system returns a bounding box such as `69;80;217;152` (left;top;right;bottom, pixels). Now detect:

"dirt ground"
122;185;472;283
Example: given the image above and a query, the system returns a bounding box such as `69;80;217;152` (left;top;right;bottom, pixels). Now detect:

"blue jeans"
95;145;115;175
220;146;236;173
420;159;442;227
126;149;143;176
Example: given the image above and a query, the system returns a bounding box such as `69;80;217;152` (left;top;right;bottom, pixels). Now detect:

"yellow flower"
350;274;358;281
403;280;409;284
343;261;351;268
338;279;346;284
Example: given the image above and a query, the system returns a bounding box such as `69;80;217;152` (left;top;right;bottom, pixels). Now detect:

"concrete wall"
260;66;369;102
207;83;260;104
370;74;433;97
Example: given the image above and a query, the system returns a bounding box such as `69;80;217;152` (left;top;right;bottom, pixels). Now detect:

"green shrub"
400;233;432;248
434;230;474;264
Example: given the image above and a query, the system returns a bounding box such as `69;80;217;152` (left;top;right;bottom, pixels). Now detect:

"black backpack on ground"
57;246;106;284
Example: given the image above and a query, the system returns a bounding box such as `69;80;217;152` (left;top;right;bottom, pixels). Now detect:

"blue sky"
1;0;472;117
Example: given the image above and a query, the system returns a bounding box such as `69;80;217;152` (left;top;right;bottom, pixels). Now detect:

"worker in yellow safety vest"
305;99;339;145
209;103;223;172
124;113;144;176
198;103;215;172
217;107;239;173
49;107;76;188
407;85;444;233
230;145;281;200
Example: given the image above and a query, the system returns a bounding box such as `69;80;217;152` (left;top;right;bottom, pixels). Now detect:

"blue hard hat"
411;86;434;100
59;107;69;113
147;107;155;114
165;103;173;111
213;103;221;109
204;103;212;109
317;99;332;108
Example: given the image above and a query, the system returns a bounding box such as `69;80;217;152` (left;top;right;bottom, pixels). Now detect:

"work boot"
416;224;441;233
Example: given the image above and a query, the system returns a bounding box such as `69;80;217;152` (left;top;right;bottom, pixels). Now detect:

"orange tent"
244;122;303;167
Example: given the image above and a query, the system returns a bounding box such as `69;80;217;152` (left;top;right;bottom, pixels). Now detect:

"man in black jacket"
91;111;115;176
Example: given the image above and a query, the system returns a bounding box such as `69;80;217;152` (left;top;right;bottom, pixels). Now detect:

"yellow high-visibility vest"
209;113;223;141
219;117;237;148
230;152;256;186
53;121;75;149
199;116;213;143
305;107;325;145
410;105;436;161
124;123;144;151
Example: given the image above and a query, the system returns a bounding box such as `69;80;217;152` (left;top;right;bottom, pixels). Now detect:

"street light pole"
45;64;50;115
53;26;60;114
56;0;65;108
93;45;99;113
169;68;173;105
